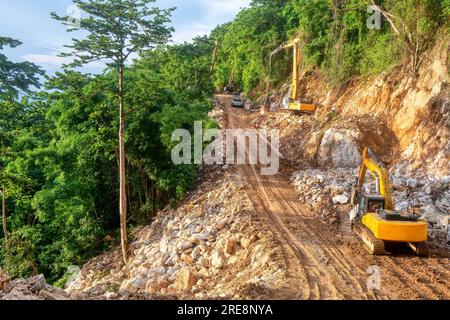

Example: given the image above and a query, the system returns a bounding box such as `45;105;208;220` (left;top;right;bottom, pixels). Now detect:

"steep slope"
250;38;449;248
264;39;449;176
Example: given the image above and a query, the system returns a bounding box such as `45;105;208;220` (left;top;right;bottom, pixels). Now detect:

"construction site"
3;37;449;300
0;0;449;304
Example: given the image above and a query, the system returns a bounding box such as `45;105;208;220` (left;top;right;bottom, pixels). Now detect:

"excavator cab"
357;194;385;216
351;148;428;256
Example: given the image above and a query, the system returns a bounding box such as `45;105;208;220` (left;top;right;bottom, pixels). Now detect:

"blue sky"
0;0;250;74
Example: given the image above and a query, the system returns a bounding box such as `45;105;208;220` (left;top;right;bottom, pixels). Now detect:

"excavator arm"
357;148;394;210
268;38;301;100
266;36;316;113
269;38;300;62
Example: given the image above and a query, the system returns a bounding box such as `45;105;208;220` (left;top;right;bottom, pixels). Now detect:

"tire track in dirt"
270;180;379;299
227;103;365;299
244;180;320;300
377;256;449;299
241;165;342;299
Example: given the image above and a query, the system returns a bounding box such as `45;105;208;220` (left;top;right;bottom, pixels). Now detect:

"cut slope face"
259;39;449;175
305;40;449;177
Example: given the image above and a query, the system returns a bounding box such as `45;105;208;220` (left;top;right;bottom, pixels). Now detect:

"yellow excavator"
267;37;316;113
351;148;428;256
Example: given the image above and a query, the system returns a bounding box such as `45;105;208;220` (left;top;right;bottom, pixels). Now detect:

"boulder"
177;241;194;252
157;278;170;290
165;253;179;266
191;246;202;260
181;253;194;265
150;267;166;276
28;274;47;292
251;245;270;269
199;257;210;268
187;236;201;245
39;289;68;300
332;194;349;204
175;268;197;291
159;253;170;266
240;234;259;249
104;292;118;300
318;128;362;168
224;239;237;255
210;251;225;269
119;278;146;294
197;267;210;279
144;280;158;294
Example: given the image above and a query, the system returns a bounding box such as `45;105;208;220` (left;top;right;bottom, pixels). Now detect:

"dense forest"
1;0;448;285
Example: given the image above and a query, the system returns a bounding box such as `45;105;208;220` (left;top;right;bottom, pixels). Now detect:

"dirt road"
221;96;449;300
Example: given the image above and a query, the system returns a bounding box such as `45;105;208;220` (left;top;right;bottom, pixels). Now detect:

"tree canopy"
0;37;44;99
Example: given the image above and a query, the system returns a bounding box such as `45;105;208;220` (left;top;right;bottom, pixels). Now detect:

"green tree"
0;37;44;99
52;0;174;263
367;0;445;75
1;37;43;260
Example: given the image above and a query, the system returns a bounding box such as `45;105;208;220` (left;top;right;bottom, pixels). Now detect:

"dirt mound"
65;164;286;300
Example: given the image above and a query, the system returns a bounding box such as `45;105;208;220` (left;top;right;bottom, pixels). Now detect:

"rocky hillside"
1;166;287;300
61;163;286;300
0;272;69;300
248;38;450;251
264;39;450;176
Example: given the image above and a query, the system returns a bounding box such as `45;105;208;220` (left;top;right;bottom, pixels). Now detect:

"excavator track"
353;222;387;255
409;242;429;257
277;108;313;115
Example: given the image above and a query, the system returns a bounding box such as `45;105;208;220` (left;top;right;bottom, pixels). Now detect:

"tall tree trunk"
118;64;128;263
1;186;9;253
210;41;218;80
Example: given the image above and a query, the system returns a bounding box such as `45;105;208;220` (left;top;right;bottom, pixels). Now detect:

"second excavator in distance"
266;37;317;114
350;147;428;256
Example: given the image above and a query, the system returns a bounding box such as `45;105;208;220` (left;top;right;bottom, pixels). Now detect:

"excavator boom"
357;148;394;210
267;37;316;113
268;38;300;101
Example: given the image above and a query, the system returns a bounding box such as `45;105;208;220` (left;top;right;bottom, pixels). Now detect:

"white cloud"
171;22;212;44
22;53;105;72
22;53;72;66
